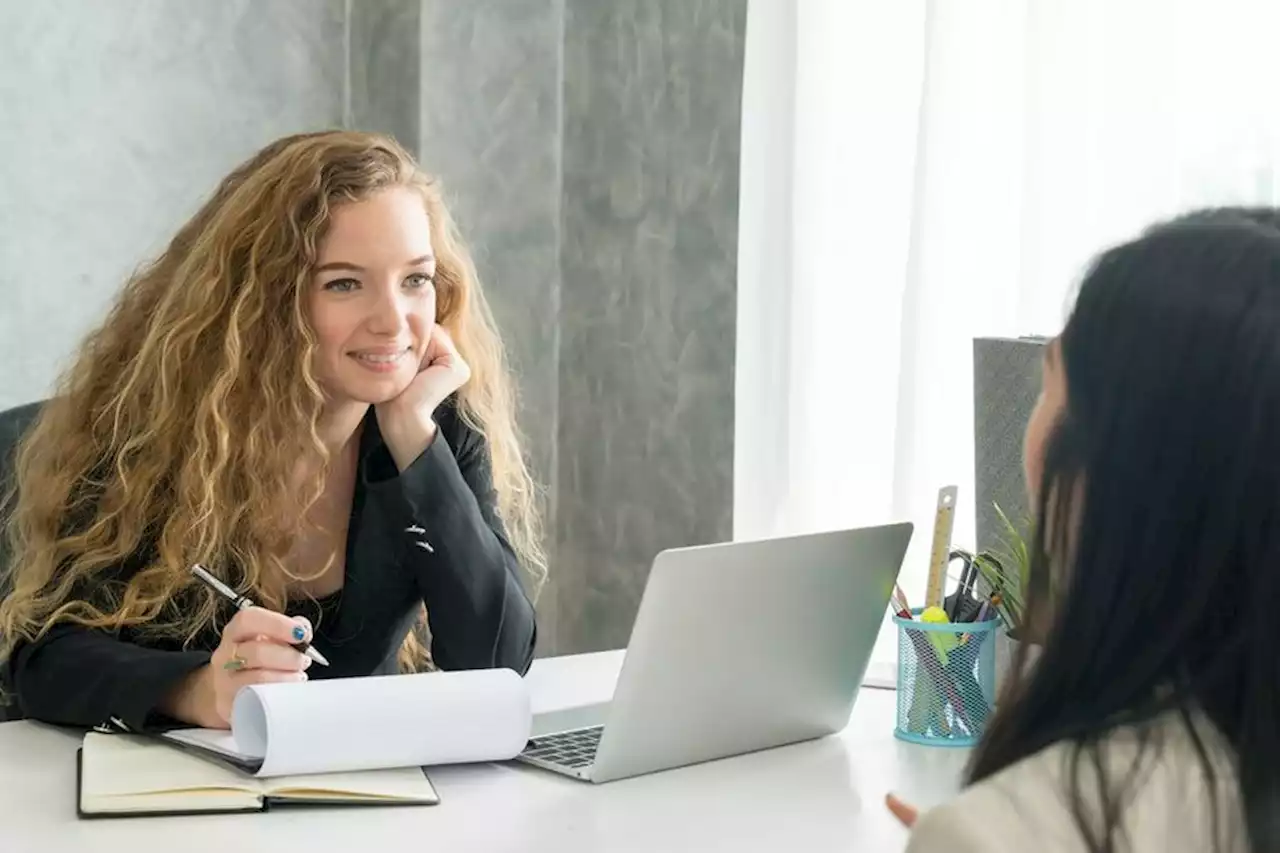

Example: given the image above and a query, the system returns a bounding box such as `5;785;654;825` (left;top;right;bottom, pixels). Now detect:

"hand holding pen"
191;564;329;667
167;565;330;729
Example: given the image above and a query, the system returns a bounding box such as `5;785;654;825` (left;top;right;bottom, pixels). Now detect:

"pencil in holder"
893;608;999;747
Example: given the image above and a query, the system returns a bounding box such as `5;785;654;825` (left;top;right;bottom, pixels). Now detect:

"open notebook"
78;732;439;817
79;667;531;817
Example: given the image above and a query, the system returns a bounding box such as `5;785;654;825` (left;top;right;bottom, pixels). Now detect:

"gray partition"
552;1;745;655
411;1;746;654
972;336;1048;554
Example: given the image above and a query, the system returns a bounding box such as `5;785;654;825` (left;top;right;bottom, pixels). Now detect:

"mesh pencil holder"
893;608;999;747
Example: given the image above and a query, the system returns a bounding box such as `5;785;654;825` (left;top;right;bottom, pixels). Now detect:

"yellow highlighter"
920;605;960;665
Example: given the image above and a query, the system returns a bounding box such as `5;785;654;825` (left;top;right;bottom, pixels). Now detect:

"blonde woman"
0;131;544;730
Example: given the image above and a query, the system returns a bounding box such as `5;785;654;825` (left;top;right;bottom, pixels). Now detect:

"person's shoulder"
908;712;1242;853
907;740;1085;853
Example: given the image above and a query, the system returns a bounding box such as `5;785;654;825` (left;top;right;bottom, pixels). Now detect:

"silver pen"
190;563;330;667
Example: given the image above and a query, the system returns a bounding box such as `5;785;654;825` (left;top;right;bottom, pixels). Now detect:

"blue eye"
323;278;359;293
406;273;435;290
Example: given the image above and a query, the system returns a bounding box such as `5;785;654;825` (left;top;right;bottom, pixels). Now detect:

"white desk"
0;651;968;852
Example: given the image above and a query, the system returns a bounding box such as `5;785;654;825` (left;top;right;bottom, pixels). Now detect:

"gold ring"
223;643;248;671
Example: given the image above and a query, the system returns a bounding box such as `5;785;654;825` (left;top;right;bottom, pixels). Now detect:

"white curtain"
735;0;1280;671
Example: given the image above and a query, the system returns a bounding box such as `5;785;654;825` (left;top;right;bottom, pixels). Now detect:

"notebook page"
82;732;259;797
267;766;438;802
233;668;531;777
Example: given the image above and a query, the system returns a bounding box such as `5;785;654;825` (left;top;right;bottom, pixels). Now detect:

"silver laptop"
516;522;913;783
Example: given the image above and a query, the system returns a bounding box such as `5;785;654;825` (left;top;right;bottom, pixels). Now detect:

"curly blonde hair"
0;130;545;670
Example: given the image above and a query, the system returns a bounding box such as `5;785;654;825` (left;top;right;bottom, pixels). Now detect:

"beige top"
906;711;1246;853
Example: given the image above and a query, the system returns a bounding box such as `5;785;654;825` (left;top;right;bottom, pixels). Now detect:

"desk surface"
0;651;968;852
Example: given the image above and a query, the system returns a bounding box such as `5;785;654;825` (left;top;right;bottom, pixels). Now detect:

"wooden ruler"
924;485;958;609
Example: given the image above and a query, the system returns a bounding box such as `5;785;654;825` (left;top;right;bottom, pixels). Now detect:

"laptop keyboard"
521;725;603;768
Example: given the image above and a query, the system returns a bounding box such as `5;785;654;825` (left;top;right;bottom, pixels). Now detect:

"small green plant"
972;502;1032;633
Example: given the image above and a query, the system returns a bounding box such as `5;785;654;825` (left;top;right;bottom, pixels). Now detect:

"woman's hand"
164;607;313;729
375;324;471;470
393;323;472;416
886;793;920;828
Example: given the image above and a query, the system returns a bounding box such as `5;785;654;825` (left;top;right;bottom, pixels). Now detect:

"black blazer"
0;400;537;729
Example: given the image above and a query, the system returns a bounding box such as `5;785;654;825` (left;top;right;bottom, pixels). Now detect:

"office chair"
0;400;44;723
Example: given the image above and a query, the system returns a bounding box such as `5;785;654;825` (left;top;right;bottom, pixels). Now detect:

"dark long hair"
967;207;1280;852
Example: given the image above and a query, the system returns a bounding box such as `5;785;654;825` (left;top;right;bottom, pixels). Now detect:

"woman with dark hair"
895;208;1280;852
